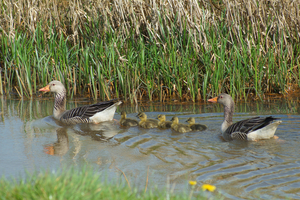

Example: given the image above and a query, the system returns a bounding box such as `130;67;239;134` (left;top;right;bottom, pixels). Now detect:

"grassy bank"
0;167;213;200
0;0;299;102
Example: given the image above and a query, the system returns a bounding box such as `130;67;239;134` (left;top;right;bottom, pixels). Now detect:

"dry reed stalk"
115;166;131;190
1;0;300;99
144;166;149;193
1;0;298;50
0;67;3;95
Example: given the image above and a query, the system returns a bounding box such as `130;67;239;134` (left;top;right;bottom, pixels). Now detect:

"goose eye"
52;84;55;86
220;95;223;98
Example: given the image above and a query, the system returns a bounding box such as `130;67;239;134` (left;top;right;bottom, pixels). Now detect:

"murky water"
1;96;300;199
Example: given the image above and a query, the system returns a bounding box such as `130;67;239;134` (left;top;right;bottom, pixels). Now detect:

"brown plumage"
170;116;191;133
120;111;138;127
157;114;172;129
186;117;207;131
136;112;158;128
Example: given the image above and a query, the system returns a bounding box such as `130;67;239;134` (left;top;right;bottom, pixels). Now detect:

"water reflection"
1;97;300;199
44;127;69;156
72;122;126;141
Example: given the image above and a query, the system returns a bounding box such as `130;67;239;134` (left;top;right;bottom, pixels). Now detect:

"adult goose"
157;114;172;129
208;93;282;141
186;117;207;131
120;111;138;127
39;80;122;125
136;112;158;128
171;116;192;133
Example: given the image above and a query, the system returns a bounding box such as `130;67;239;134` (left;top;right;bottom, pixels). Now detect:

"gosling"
136;112;159;128
157;114;172;129
186;117;207;131
171;116;192;133
120;111;138;127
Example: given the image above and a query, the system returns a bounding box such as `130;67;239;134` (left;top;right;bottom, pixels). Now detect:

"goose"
39;80;122;125
120;111;138;127
136;112;158;128
208;93;282;141
186;117;207;131
171;116;192;133
157;114;172;129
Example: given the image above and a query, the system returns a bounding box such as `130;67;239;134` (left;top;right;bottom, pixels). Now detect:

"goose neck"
224;105;233;124
221;103;234;133
53;90;66;119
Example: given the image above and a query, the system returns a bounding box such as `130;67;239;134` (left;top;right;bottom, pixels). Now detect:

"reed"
0;0;299;102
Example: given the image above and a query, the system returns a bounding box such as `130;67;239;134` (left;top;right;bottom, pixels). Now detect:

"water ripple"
2;99;300;199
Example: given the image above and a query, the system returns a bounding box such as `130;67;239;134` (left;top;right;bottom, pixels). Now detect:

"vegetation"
0;167;212;200
0;0;299;102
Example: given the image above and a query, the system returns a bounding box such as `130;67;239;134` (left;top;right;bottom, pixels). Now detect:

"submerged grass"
0;167;212;200
0;0;300;102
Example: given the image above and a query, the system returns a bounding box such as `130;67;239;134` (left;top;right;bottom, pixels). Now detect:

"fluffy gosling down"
186;117;207;131
136;112;159;128
120;111;138;127
157;114;172;129
171;116;192;133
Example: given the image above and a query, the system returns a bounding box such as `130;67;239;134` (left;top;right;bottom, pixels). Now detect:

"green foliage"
0;167;209;200
1;0;299;101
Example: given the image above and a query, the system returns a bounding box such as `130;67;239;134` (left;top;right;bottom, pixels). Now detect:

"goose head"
186;117;195;124
208;93;234;108
121;111;127;119
39;80;65;94
157;114;166;122
208;93;235;132
171;116;179;125
137;112;147;121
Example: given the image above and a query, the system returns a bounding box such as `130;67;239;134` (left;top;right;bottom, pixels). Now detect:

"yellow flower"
202;184;216;192
189;181;197;186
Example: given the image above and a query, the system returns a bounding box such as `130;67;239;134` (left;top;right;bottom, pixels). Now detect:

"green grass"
0;167;214;200
1;0;299;102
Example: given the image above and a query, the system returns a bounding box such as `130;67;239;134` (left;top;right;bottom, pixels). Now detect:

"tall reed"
0;0;299;101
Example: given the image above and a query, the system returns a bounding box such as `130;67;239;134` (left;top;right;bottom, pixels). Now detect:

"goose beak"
208;96;218;103
39;85;50;92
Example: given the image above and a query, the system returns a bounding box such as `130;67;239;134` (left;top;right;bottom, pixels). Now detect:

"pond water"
1;96;300;199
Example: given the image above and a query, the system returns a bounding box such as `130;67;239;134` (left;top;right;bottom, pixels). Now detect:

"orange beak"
39;85;50;92
208;96;218;103
44;145;55;155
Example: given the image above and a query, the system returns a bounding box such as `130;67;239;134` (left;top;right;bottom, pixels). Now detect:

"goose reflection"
44;127;69;156
72;121;126;142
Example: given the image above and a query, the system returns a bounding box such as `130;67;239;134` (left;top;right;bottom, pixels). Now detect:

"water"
1;96;300;199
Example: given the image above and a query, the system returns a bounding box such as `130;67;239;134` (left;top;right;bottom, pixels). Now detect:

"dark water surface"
1;96;300;199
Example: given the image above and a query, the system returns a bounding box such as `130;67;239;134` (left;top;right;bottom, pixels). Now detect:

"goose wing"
225;116;279;138
60;100;118;124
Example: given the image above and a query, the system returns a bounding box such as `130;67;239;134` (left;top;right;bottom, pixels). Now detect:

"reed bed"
0;0;299;102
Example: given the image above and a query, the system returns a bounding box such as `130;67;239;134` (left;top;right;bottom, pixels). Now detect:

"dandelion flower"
189;181;197;186
202;184;216;192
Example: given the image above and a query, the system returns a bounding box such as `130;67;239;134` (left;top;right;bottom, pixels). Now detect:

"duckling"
171;116;192;133
157;114;172;129
120;111;138;127
186;117;207;131
136;112;159;128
